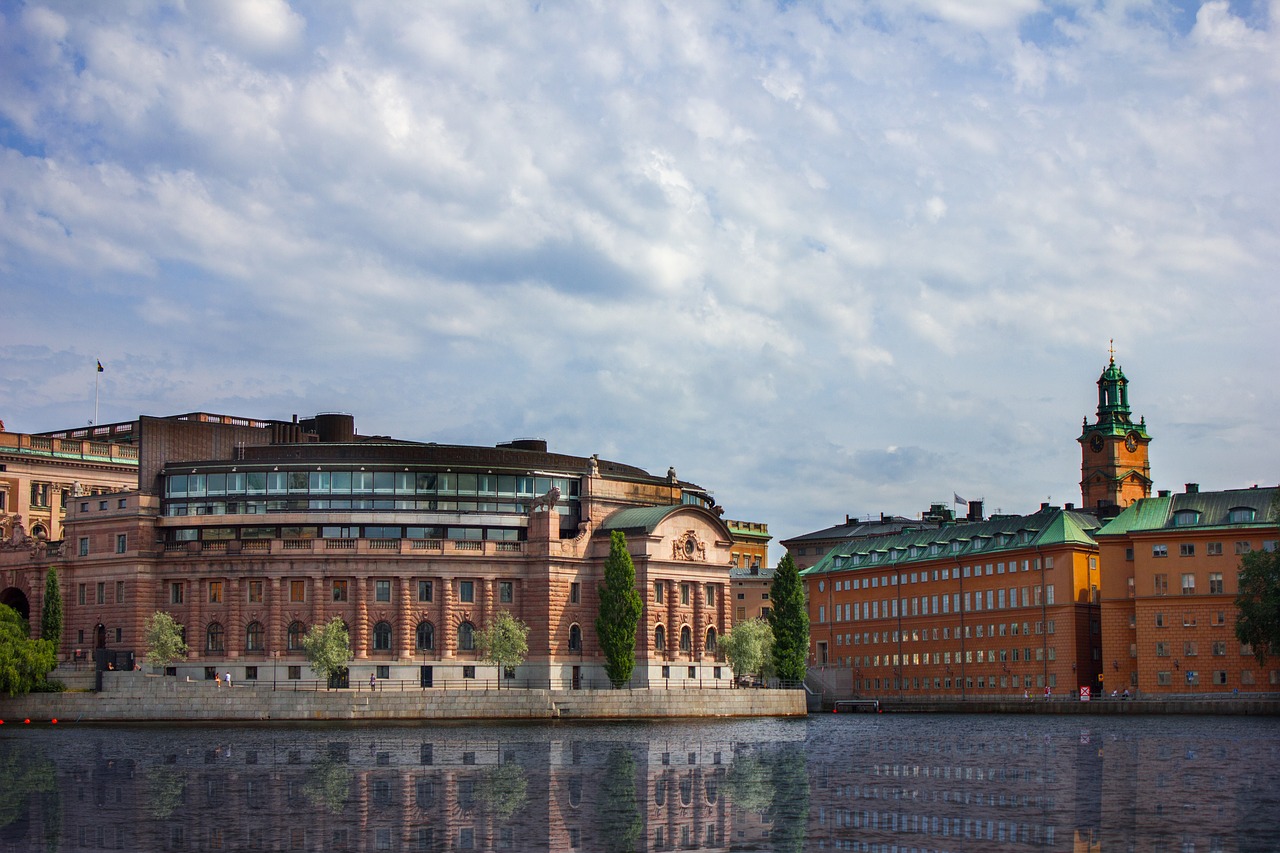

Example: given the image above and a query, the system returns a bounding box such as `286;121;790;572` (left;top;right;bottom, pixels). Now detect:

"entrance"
420;665;433;688
0;587;29;623
95;624;107;649
572;666;581;690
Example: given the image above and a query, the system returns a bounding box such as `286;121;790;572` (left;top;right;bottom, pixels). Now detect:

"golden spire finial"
1108;339;1115;364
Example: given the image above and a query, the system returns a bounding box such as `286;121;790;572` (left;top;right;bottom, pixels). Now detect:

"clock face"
1125;433;1138;452
1089;433;1104;453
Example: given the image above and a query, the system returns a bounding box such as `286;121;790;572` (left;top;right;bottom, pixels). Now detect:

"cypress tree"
596;530;643;687
40;567;62;647
767;553;810;684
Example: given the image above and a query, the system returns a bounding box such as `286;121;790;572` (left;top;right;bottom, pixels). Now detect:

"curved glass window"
679;626;692;652
287;621;305;651
206;622;225;652
654;625;666;651
373;621;393;651
416;621;434;651
1228;507;1256;523
245;621;264;652
705;627;717;654
568;624;582;652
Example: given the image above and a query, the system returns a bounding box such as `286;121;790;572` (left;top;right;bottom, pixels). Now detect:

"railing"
162;537;528;557
325;539;356;550
223;676;776;692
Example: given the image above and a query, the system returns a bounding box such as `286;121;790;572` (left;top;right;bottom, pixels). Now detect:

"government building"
1;412;739;688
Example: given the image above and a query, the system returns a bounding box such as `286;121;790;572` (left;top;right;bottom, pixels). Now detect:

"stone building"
5;411;739;688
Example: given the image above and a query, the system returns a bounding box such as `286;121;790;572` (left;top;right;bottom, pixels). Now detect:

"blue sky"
1;0;1277;549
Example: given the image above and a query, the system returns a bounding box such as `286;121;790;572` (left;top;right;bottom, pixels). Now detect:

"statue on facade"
530;486;561;513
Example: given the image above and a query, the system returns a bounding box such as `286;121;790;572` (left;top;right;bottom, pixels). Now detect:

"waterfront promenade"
0;671;807;722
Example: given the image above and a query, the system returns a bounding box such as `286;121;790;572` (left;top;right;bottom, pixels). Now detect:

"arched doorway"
95;623;107;649
0;587;29;623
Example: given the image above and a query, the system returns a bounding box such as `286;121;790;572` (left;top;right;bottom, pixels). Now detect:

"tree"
596;747;642;853
1236;546;1280;664
0;603;58;698
477;610;530;688
143;611;188;670
720;618;773;681
477;761;528;820
40;567;62;647
302;617;352;685
767;553;810;684
596;530;643;687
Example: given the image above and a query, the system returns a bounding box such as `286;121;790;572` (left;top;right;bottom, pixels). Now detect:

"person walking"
224;671;232;688
370;672;377;691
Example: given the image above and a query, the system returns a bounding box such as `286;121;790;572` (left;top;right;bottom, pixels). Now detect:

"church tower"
1079;349;1152;512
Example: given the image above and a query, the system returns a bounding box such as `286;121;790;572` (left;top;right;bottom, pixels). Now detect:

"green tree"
477;610;530;688
720;618;773;681
0;604;58;698
145;765;187;820
303;617;352;686
40;567;62;647
478;761;528;820
767;553;810;684
1235;546;1280;664
143;611;188;670
303;757;353;814
596;747;642;853
596;530;643;687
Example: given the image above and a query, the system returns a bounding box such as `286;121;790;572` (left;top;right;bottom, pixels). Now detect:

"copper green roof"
600;505;688;534
1097;487;1279;537
800;507;1101;577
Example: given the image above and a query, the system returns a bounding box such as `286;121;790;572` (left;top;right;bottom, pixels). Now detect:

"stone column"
442;579;454;658
398;577;412;658
268;577;283;658
190;577;205;661
665;581;677;658
354;576;369;659
693;582;704;659
228;577;242;659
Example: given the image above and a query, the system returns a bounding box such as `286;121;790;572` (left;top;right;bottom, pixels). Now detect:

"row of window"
1153;670;1279;687
829;621;1056;647
77;581;126;605
164;500;567;519
168;523;521;541
653;582;719;606
653;625;718;653
853;674;1058;691
817;586;1057;623
165;471;581;501
847;647;1055;667
1150;610;1231;627
1153;641;1246;657
77;533;129;556
1147;540;1276;558
206;619;488;653
171;578;523;606
823;558;1055;589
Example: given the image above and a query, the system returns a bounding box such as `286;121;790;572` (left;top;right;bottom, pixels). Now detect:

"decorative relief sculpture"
671;529;707;561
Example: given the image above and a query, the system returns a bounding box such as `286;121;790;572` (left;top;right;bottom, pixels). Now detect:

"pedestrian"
215;672;222;687
224;671;232;688
370;672;376;691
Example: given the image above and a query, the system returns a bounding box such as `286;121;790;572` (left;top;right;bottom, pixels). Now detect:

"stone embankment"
831;696;1280;715
1;672;807;723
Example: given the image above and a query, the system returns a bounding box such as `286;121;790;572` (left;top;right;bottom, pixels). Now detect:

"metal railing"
210;676;804;693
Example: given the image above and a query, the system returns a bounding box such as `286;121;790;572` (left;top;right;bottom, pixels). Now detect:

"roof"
729;566;777;580
782;515;936;546
1097;486;1280;537
800;507;1102;577
600;505;688;534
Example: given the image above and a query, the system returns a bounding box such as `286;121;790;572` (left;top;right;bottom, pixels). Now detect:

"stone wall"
0;672;807;722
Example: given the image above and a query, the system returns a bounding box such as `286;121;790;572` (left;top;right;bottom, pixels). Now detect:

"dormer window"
972;538;986;551
950;541;962;554
1172;510;1201;527
1227;507;1256;524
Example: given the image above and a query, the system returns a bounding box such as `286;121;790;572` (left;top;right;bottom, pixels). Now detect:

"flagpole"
94;367;99;426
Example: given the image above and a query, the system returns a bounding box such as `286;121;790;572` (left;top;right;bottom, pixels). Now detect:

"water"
2;713;1277;852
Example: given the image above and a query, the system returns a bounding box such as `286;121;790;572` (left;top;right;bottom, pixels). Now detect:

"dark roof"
1098;486;1279;536
801;507;1101;577
729;566;776;581
781;515;935;546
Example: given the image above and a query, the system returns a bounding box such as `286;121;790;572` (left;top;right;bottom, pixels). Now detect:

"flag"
97;360;104;373
954;493;967;505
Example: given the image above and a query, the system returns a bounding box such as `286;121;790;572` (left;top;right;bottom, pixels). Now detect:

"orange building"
800;505;1103;697
1096;483;1279;694
1078;354;1152;513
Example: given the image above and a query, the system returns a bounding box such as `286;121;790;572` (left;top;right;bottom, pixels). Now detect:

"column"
268;577;283;659
228;577;242;659
354;577;369;659
398;577;412;658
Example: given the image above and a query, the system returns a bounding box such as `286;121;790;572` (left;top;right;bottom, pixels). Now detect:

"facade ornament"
588;454;599;476
671;529;707;561
529;486;561;513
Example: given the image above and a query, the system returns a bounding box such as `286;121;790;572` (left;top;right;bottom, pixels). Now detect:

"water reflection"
1;715;1277;852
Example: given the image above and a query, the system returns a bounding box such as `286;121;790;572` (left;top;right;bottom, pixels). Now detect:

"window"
1152;544;1168;558
570;582;580;604
1213;641;1227;656
705;584;716;606
330;580;348;601
170;583;183;604
1181;573;1195;595
1207;542;1223;556
116;533;127;554
681;584;690;605
417;580;432;602
458;622;475;651
1155;642;1168;657
459;581;474;603
1155;612;1165;627
499;581;513;604
1228;507;1256;523
208;581;223;603
1185;641;1198;656
247;580;263;603
1154;574;1168;595
1179;543;1195;557
287;621;305;651
78;537;89;557
655;625;666;650
416;621;434;651
375;580;391;602
679;626;692;652
116;581;125;603
705;627;717;654
1209;572;1224;594
568;624;582;652
1235;541;1252;555
654;582;665;604
206;622;225;652
373;621;393;651
94;582;105;604
291;580;306;602
288;666;301;680
245;622;264;652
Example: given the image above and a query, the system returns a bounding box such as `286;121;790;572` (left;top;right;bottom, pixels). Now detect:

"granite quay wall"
835;695;1280;715
0;672;807;723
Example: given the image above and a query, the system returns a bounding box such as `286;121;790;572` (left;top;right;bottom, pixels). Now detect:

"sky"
1;0;1277;552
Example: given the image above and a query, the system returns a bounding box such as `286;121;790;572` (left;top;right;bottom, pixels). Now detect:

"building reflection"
1;720;1276;852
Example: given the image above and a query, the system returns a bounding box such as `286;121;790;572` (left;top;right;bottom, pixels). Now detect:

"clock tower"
1079;350;1152;512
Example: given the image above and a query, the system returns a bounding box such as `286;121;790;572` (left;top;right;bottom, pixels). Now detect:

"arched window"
568;624;582;652
287;621;305;651
679;625;692;652
679;774;693;806
206;622;225;652
245;621;264;652
705;627;717;654
416;621;434;651
568;777;583;808
654;625;666;651
654;779;666;807
373;621;393;651
458;621;475;651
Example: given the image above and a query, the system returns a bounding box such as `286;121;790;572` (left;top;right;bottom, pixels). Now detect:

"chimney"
1065;502;1075;510
1158;490;1171;497
1040;502;1050;511
1185;483;1199;494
